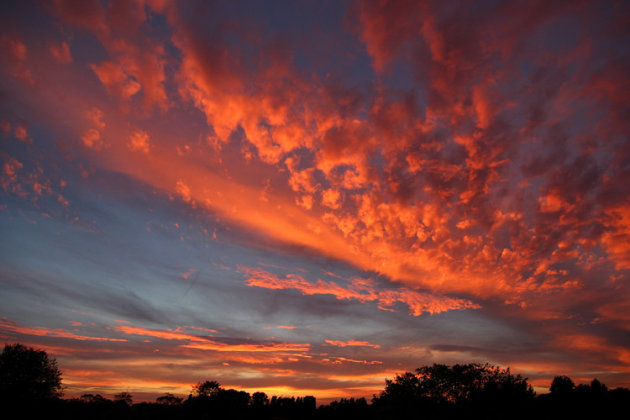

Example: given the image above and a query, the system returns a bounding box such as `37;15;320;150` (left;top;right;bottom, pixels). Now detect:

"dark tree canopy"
156;392;183;405
193;380;222;397
0;354;627;420
0;343;63;401
376;363;533;405
550;375;575;394
114;391;133;406
251;391;269;407
0;346;627;420
372;363;535;419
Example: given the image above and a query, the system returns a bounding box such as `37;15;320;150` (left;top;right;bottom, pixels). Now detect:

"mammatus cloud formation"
0;0;629;401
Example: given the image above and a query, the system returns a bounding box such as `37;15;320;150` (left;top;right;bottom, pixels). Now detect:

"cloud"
81;128;102;149
0;35;33;83
113;324;210;343
601;203;630;270
49;40;72;63
325;339;380;349
241;266;479;316
90;61;141;101
114;324;311;353
0;318;127;342
14;125;31;143
52;0;167;112
272;325;297;330
1;155;23;192
8;0;627;313
80;108;106;149
128;129;150;153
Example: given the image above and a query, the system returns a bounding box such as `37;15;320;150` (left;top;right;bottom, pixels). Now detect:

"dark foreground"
2;345;628;420
5;369;630;420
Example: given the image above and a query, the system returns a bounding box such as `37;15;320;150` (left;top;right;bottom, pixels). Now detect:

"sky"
0;0;629;403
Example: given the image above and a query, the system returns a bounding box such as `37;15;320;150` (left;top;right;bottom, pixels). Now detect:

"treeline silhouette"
2;343;629;419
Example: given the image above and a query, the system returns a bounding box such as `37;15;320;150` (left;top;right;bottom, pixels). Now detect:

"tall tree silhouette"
0;343;62;402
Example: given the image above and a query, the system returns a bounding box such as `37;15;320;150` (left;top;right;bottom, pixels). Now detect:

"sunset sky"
1;0;629;403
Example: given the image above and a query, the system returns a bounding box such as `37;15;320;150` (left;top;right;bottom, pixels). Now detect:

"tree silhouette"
251;391;269;407
373;363;534;419
589;378;607;394
114;391;133;406
0;343;63;402
376;363;532;405
80;393;108;403
1;351;627;420
156;392;183;405
193;380;222;397
550;375;574;394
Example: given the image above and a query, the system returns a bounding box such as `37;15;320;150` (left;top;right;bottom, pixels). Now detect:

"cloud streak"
242;266;480;316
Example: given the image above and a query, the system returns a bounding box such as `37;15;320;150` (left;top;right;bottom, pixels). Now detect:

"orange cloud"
39;0;585;311
555;333;630;367
112;324;208;343
242;266;479;316
320;356;382;365
325;340;380;349
128;129;150;153
0;319;127;342
182;342;310;353
81;128;102;149
601;203;630;270
17;0;627;320
113;324;310;353
91;61;141;100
